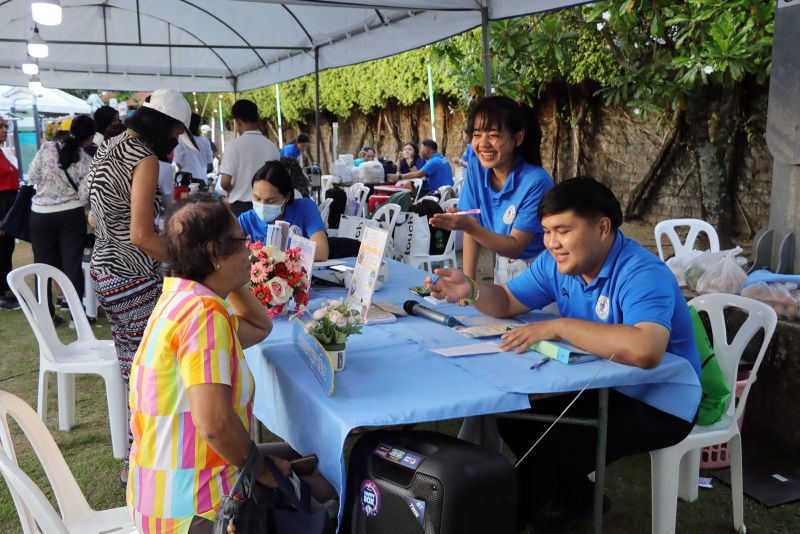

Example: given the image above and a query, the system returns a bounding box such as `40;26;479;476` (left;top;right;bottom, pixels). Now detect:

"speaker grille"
352;471;443;534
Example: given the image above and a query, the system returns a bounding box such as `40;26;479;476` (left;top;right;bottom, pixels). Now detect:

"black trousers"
497;389;694;528
29;207;86;316
229;200;253;217
0;190;17;295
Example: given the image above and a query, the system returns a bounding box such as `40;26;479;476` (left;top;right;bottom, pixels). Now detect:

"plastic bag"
684;247;745;292
357;160;385;184
695;249;747;294
742;282;800;320
665;250;704;287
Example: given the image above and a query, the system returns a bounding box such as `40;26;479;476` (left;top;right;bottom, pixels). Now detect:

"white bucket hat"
143;88;198;150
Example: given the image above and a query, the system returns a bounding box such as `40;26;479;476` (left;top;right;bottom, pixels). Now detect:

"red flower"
275;263;288;275
251;284;272;305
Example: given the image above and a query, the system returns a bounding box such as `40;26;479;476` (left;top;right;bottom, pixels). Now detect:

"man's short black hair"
538;176;623;230
231;99;259;123
421;139;437;152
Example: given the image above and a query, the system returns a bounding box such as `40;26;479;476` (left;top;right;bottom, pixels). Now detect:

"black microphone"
403;300;460;328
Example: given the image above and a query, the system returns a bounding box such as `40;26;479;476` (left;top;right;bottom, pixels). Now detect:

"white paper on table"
423;295;447;306
698;477;713;489
313;259;347;268
288;235;316;277
431;342;502;357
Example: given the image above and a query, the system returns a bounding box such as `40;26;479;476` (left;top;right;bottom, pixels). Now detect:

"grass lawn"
1;240;799;533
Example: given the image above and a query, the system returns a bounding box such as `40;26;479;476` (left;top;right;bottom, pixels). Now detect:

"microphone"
403;300;460;328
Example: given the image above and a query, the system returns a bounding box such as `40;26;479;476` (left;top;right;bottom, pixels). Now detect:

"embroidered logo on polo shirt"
595;295;610;320
503;205;517;224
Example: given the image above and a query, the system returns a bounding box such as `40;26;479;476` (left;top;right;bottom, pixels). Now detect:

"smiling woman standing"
429;97;553;285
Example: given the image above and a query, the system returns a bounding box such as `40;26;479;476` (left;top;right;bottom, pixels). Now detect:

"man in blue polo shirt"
388;138;453;191
429;177;700;533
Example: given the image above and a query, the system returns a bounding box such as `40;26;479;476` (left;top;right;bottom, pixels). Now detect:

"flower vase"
323;343;346;372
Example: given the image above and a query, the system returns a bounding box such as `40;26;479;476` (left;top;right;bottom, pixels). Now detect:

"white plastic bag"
338;215;379;241
684;247;745;291
391;212;430;260
333;158;356;183
742;282;800;320
695;249;747;294
357;160;385;184
665;250;704;287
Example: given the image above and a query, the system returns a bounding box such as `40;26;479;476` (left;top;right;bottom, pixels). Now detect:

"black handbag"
0;184;34;242
213;444;328;534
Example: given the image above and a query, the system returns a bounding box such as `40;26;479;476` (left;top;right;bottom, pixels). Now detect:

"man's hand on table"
499;321;562;354
425;268;472;303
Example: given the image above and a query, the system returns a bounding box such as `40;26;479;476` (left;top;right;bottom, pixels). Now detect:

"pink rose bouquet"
247;240;310;318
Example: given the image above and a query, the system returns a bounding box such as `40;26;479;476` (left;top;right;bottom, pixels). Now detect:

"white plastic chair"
320;174;334;197
405;198;460;272
372;203;401;234
80;261;98;319
6;264;127;459
437;185;455;204
418;195;440;204
650;293;777;534
452;177;466;196
655;218;720;261
0;390;136;534
396;178;424;203
318;197;333;229
348;183;370;218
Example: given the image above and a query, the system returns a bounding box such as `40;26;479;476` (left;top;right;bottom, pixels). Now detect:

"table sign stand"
347;226;389;320
291;316;335;396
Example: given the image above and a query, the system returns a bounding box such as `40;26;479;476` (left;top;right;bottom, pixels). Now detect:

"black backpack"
410;199;450;256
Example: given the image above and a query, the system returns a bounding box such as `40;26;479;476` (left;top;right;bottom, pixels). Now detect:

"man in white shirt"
219;100;280;216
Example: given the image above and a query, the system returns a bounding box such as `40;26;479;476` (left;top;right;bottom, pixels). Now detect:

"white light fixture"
28;75;43;92
21;61;39;75
27;27;49;58
31;0;62;26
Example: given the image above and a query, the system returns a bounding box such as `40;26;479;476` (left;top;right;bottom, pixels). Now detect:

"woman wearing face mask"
86;89;199;485
430;96;553;285
238;160;329;261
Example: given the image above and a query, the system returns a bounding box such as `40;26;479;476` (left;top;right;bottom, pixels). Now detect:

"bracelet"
461;276;480;305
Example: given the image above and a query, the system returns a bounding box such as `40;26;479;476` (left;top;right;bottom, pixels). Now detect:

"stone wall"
259;96;773;238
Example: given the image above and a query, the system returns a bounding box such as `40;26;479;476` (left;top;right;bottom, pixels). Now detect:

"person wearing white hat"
85;88;197;487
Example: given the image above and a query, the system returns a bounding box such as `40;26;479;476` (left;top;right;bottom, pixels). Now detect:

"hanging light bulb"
31;0;62;26
28;75;43;92
27;27;49;58
22;61;39;75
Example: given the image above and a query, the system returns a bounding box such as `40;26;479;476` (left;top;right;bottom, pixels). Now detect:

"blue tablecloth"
245;259;701;525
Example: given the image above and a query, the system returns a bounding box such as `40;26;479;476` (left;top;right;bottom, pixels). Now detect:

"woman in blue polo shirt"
279;132;311;160
430;96;553;284
238;160;329;261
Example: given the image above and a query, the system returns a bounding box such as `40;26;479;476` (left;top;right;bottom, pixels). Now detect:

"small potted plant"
304;299;363;371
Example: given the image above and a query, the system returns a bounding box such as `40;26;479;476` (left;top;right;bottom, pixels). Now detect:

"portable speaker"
343;430;516;534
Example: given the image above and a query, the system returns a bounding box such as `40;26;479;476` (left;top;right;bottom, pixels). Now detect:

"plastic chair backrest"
0;448;69;534
372;203;401;233
654;218;720;260
438;185;455;203
396;179;424;202
688;294;777;421
439;198;461;255
7;264;98;364
0;390;91;531
318;198;333;227
452;177;465;196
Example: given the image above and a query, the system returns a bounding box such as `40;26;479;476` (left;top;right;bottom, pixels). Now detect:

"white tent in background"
0;1;586;92
0;85;91;115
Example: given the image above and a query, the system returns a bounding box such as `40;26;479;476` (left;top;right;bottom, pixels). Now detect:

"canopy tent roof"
0;0;585;92
0;84;91;114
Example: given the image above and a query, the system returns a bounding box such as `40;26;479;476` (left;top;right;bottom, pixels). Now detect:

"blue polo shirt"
463;144;475;164
421;152;454;190
280;143;301;160
458;154;553;260
507;230;701;381
238;197;325;242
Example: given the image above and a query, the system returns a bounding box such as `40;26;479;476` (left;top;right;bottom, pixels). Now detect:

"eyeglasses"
0;124;8;130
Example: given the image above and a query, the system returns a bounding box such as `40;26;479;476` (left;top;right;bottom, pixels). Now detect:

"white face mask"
253;201;283;223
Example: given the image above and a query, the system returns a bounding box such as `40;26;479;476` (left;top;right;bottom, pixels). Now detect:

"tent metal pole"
481;5;491;96
276;84;283;148
314;47;321;165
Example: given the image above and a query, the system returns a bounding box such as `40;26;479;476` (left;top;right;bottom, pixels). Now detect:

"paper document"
313;259;347;268
365;307;397;325
455;325;514;338
423;295;447;306
432;342;502;358
454;315;522;328
373;301;408;316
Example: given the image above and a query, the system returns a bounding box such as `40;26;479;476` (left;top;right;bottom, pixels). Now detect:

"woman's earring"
215;264;221;270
